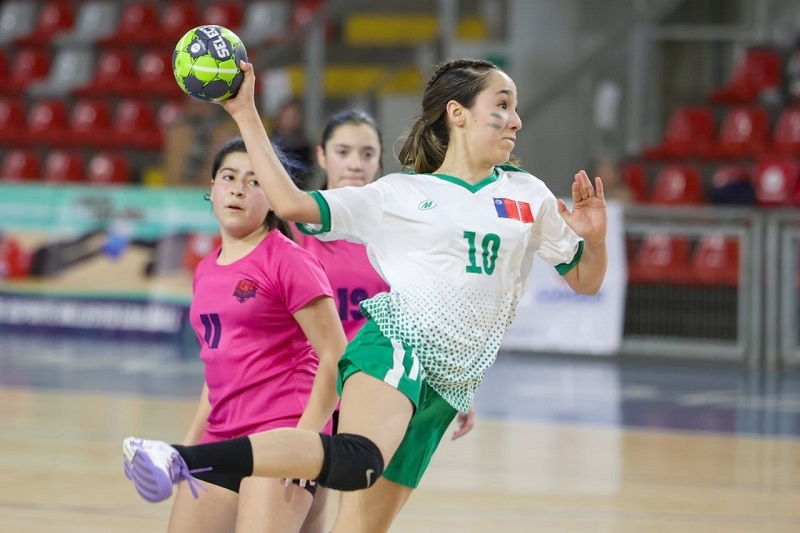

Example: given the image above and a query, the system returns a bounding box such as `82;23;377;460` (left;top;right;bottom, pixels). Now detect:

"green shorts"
338;319;458;488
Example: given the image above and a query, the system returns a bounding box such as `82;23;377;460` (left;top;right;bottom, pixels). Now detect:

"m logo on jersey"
233;279;258;303
418;199;437;210
494;198;534;223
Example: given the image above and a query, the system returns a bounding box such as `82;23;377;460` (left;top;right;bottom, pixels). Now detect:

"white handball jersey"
299;165;583;412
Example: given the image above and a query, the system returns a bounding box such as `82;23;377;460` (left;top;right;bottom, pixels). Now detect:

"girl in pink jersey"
297;110;390;342
165;137;347;533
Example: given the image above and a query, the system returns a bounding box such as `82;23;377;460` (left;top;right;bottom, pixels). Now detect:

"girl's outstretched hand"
451;406;476;440
557;170;607;244
219;60;259;120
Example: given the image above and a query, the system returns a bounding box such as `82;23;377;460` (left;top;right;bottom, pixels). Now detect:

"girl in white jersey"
296;109;476;533
124;58;608;533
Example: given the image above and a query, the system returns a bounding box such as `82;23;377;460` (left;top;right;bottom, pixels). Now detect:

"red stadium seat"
0;99;26;144
108;99;161;151
751;157;800;207
138;51;175;90
115;51;182;99
153;3;201;46
0;48;51;96
157;100;184;133
627;234;692;285
770;107;800;156
710;48;781;105
68;99;113;148
98;2;160;46
21;99;69;147
642;106;715;160
183;233;222;272
86;152;131;184
0;149;40;181
0;51;7;80
291;0;323;27
42;151;85;183
204;3;243;31
14;1;75;46
73;49;137;97
650;164;705;205
689;234;740;287
706;107;769;159
620;161;649;202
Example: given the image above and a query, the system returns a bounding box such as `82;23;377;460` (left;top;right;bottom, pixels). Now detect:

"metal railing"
621;205;800;369
621;205;763;364
764;211;800;368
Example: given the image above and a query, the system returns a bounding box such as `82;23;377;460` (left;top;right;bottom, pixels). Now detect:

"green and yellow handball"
172;25;248;102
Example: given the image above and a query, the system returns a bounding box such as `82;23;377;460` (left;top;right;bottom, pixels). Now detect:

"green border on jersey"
555;240;584;275
295;191;332;235
497;163;529;174
431;167;499;193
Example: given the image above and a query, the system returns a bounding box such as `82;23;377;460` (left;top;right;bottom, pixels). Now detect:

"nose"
509;110;522;131
346;152;364;170
230;179;245;195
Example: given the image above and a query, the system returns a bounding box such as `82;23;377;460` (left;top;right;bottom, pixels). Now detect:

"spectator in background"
592;156;633;204
164;98;239;187
270;98;315;188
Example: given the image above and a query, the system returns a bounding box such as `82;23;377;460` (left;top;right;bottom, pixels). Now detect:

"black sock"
173;437;254;475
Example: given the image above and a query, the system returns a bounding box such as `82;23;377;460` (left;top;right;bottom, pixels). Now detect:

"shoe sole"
123;438;174;503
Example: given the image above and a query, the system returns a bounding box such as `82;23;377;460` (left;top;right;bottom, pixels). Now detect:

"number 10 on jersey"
463;231;500;275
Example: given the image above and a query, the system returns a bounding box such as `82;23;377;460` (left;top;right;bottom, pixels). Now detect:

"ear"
445;100;466;128
315;145;327;169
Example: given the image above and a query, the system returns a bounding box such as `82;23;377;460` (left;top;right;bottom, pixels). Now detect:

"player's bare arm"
220;61;320;224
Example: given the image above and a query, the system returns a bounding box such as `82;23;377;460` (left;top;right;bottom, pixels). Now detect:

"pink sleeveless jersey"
190;230;334;442
296;233;390;341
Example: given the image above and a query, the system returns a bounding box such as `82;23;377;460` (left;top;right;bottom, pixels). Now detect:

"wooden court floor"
2;385;799;533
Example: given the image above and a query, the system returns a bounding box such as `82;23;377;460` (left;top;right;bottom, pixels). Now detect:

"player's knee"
315;433;384;491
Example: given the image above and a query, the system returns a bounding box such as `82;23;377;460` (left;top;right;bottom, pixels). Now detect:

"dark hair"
318;109;384;186
209;136;297;241
398;58;519;174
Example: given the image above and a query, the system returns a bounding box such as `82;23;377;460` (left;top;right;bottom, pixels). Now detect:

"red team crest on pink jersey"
233;279;258;303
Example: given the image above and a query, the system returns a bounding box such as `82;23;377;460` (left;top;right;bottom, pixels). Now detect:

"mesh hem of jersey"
358;304;477;413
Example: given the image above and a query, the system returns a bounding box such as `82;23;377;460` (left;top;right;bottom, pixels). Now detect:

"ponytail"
398;115;448;174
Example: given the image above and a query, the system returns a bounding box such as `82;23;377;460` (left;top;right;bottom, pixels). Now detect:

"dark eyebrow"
333;143;377;151
218;167;255;176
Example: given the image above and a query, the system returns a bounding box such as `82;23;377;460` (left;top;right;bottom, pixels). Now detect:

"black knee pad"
315;433;384;491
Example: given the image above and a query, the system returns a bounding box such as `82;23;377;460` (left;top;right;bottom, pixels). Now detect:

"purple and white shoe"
123;437;207;503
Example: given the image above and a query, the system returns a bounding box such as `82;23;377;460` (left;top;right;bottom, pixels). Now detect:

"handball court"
1;331;799;532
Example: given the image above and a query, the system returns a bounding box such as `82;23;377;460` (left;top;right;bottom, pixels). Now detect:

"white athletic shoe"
123;437;206;503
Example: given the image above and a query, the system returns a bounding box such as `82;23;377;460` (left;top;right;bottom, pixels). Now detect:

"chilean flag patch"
494;198;534;223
